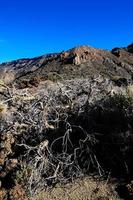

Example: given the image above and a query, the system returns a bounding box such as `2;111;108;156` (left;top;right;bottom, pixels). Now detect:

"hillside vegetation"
0;44;133;199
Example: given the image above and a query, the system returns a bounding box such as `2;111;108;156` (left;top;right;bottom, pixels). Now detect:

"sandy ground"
32;177;120;200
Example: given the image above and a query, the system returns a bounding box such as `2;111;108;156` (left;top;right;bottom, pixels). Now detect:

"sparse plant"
0;102;8;115
47;72;62;82
9;184;28;200
127;85;133;99
16;163;33;186
0;188;7;200
1;76;133;199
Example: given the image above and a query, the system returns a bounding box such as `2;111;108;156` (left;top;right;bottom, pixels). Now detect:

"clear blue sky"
0;0;133;62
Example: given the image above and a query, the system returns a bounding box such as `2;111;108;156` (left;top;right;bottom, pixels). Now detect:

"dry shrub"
0;188;7;200
9;184;28;200
126;181;133;198
0;102;12;122
16;163;33;185
1;69;15;84
1;76;133;198
0;80;6;93
127;85;133;98
18;77;41;89
0;103;8;116
47;72;62;82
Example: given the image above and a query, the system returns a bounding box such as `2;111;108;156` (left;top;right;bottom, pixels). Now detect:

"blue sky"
0;0;133;63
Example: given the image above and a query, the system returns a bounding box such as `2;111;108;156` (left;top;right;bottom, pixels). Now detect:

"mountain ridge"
0;44;133;87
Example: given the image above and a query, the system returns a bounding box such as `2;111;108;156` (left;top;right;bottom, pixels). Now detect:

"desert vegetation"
0;74;133;199
0;44;133;199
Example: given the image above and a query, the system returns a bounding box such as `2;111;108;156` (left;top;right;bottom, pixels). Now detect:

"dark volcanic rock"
111;43;133;67
127;43;133;53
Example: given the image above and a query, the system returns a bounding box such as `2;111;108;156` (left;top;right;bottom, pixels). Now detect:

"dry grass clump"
47;72;62;82
0;102;12;122
0;90;12;122
0;188;7;200
0;79;6;93
9;184;28;200
127;85;133;98
0;103;8;115
1;69;15;84
125;181;133;199
32;177;120;200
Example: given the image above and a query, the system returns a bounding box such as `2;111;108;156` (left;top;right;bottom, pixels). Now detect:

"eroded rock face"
60;46;98;65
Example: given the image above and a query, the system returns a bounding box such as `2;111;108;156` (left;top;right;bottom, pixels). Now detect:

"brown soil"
32;177;119;200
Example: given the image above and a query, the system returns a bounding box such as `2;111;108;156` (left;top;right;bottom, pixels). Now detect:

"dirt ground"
32;177;120;200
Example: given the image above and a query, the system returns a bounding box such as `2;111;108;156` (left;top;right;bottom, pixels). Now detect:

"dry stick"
94;154;104;176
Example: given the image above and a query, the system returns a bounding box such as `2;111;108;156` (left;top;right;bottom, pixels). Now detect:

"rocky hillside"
0;43;133;200
0;44;133;87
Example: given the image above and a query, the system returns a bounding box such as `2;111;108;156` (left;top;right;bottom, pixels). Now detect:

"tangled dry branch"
1;76;133;197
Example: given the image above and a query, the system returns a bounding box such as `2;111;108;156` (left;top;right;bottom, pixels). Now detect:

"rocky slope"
0;44;133;87
0;43;133;200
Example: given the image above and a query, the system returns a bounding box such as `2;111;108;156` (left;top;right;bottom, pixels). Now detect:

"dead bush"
1;77;133;198
9;184;28;200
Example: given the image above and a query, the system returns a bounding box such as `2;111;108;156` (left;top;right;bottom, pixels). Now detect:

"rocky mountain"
0;44;133;87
